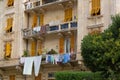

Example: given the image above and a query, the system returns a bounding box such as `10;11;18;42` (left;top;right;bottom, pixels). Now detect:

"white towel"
34;56;42;76
23;57;34;75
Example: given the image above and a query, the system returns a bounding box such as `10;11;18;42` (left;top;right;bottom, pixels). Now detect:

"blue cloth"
47;55;51;63
63;53;70;63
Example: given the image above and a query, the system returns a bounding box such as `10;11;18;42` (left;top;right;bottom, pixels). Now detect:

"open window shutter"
64;8;72;22
68;8;72;21
11;0;14;6
38;41;42;55
59;37;64;54
5;42;11;57
70;34;75;53
40;14;44;26
31;41;36;56
5;18;9;31
95;0;100;14
91;0;95;15
10;75;15;80
9;18;13;30
64;9;68;22
7;0;10;6
32;14;37;28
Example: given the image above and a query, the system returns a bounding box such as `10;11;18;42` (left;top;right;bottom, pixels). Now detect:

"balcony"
24;0;75;13
22;25;47;39
47;21;77;34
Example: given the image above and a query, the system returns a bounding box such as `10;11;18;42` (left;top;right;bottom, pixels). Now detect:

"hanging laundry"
34;56;42;76
23;57;34;75
54;55;59;64
20;57;25;64
62;53;70;63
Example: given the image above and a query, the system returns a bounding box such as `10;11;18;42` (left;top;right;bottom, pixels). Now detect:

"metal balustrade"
47;21;77;33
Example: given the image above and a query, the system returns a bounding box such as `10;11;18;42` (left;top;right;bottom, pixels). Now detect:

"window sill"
6;6;14;9
4;31;15;35
87;23;104;29
87;15;103;19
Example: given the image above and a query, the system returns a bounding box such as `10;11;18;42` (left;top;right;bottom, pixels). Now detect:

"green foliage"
47;49;58;54
22;50;29;57
55;71;103;80
81;14;120;78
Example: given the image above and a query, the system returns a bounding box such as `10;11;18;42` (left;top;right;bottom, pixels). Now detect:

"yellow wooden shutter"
5;42;11;57
31;41;36;56
68;8;72;21
38;41;42;55
91;0;95;15
59;37;64;54
7;0;14;6
5;18;9;31
95;0;100;14
32;14;37;28
40;14;44;26
70;34;75;52
10;75;15;80
64;8;72;22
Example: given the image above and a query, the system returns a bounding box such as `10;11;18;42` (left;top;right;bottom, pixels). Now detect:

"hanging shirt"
63;53;70;63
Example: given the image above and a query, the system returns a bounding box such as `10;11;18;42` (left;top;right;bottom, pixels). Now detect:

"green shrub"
55;71;103;80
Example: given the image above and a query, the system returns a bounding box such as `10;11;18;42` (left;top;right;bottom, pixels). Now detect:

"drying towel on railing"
34;56;42;76
23;57;34;75
21;56;42;76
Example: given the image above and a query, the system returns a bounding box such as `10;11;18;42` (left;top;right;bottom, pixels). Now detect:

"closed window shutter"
35;73;41;80
64;8;72;22
10;75;15;80
40;14;44;26
5;42;11;57
32;14;37;28
38;41;42;55
59;37;64;54
31;41;36;56
70;34;75;52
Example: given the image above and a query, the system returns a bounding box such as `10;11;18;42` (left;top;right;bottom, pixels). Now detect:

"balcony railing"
24;1;41;10
42;0;58;4
22;25;47;39
24;0;71;11
47;21;77;33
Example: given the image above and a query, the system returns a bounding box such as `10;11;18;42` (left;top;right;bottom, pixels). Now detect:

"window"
7;0;14;7
37;41;42;55
32;13;44;28
64;8;73;22
91;0;100;16
40;13;44;26
59;34;75;54
10;75;15;80
64;37;70;53
5;17;13;33
59;37;64;54
31;41;36;56
32;14;37;28
4;42;12;58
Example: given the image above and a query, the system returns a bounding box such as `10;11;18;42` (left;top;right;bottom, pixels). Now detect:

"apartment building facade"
0;0;119;80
